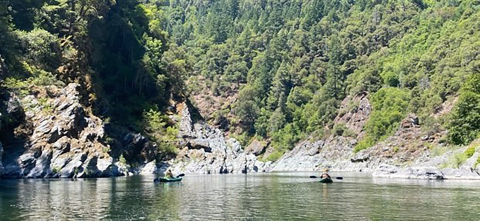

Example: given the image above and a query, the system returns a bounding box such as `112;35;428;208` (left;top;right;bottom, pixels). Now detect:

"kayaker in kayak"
165;169;174;179
320;169;331;179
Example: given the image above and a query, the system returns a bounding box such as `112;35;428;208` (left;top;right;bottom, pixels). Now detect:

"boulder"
122;133;157;162
139;161;158;174
245;140;268;156
351;151;370;163
26;150;52;178
188;139;212;152
59;152;87;178
178;105;194;138
373;166;444;180
442;168;480;180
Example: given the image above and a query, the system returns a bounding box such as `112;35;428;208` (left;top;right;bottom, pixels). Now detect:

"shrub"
448;74;480;145
15;29;61;71
266;150;284;162
354;88;410;152
464;146;476;159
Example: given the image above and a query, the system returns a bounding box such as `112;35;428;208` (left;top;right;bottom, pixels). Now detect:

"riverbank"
1;83;479;181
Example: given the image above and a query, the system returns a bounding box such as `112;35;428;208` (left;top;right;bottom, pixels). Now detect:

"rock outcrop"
263;93;480;180
1;84;123;178
268;94;371;172
167;104;269;174
373;165;445;180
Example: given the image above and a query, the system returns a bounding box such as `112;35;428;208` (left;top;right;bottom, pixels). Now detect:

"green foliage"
448;74;480;145
143;108;179;154
355;88;410;152
158;0;480;154
234;132;252;148
2;0;480;161
52;166;61;174
119;154;127;166
464;146;476;159
2;62;64;97
266;150;284;162
14;29;61;71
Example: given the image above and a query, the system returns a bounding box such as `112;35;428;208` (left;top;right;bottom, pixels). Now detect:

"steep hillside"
1;0;480;178
0;0;188;178
162;0;480;160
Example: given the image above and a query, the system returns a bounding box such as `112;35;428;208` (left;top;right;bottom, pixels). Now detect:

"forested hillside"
0;0;187;155
157;0;480;159
1;0;480;165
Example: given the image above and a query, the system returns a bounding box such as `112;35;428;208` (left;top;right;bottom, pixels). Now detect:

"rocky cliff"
263;94;480;179
1;83;478;180
166;104;270;174
1;84;123;178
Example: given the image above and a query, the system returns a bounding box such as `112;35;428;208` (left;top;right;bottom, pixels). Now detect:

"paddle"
309;175;343;180
176;173;185;178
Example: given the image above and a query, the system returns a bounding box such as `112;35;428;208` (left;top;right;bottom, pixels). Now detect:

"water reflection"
1;173;480;220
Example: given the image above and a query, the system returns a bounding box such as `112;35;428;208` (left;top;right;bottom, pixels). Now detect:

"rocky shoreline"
1;84;480;181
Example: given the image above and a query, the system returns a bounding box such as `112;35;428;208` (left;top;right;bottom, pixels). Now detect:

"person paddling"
320;169;331;179
165;169;174;179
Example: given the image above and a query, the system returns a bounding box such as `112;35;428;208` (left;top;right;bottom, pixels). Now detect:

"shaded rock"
59;152;87;178
245;140;268;156
6;93;24;121
52;137;71;153
122;133;157;162
27;150;52;178
188;139;212;152
351;151;370;163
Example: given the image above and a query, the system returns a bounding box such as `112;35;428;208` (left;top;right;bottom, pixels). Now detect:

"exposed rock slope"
1;84;123;178
167;104;270;174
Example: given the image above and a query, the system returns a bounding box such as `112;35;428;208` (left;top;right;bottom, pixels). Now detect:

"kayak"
155;177;183;183
319;178;333;183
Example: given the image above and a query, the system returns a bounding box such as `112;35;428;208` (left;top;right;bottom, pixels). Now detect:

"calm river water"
1;172;480;220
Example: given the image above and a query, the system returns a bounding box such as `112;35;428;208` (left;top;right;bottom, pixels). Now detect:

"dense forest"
158;0;480;159
1;0;480;160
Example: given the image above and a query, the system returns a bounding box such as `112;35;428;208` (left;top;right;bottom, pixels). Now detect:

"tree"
448;74;480;145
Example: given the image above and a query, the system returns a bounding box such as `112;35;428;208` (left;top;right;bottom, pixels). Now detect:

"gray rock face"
373;166;445;180
245;140;269;156
122;132;158;163
1;83;123;178
139;161;158;174
442;168;480;180
168;105;268;174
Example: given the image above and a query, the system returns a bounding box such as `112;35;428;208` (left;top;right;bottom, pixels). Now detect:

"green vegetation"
52;166;61;174
158;0;480;155
448;75;480;145
143;109;179;154
0;0;184;155
1;0;480;160
355;88;410;152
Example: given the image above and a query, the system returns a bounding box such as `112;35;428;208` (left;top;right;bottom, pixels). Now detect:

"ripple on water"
1;173;480;220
